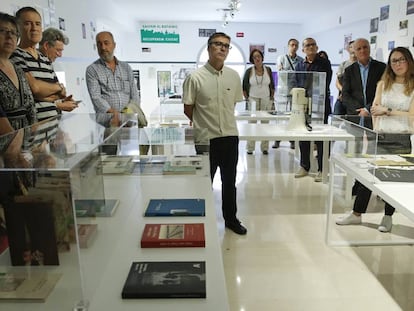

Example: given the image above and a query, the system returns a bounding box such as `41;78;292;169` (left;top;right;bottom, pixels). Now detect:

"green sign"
140;24;180;43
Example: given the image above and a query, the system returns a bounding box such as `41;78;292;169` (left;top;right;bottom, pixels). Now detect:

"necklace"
255;67;264;87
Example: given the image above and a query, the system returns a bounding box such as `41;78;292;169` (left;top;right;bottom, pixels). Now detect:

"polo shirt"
182;62;243;140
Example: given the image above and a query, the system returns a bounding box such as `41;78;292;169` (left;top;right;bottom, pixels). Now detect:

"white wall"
2;0;414;115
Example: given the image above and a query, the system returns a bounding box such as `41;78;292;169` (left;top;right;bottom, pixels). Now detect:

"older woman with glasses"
0;12;36;131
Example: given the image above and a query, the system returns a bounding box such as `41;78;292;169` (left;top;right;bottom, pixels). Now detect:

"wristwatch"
386;107;392;116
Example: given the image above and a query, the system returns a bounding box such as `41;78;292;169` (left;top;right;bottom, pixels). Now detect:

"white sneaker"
294;167;308;178
314;171;322;182
336;212;362;225
378;215;392;232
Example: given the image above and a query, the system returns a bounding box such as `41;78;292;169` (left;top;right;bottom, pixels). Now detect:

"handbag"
122;101;148;127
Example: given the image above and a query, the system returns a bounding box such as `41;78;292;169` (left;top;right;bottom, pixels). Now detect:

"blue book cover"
144;199;205;217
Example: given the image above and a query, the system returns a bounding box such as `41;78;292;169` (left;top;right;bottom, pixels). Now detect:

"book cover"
98;156;135;174
162;162;196;175
144;199;205;217
140;223;205;248
5;201;59;266
369;167;414;182
170;156;203;169
0;272;61;302
77;224;98;248
74;199;119;217
121;261;206;299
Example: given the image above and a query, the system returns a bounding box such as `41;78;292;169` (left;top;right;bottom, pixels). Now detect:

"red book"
140;223;205;248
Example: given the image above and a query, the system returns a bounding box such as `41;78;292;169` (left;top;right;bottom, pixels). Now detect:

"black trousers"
299;141;323;172
353;181;395;216
209;136;239;224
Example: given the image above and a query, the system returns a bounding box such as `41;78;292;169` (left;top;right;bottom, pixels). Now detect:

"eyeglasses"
304;42;316;48
391;57;407;65
210;41;232;50
0;28;19;39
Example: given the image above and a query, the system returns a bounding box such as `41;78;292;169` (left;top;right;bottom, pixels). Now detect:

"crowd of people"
1;6;414;236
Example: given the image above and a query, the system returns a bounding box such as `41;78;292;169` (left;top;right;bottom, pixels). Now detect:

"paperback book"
144;199;205;217
0;272;61;302
74;199;120;217
121;261;206;299
98;156;135;174
77;224;98;248
162;162;196;175
140;223;205;248
170;156;203;169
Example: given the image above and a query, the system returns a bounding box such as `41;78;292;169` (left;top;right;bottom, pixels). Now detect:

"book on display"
121;261;206;299
144;199;205;217
162;162;196;175
369;167;414;182
77;224;98;248
0;272;61;302
74;199;119;217
140;223;205;248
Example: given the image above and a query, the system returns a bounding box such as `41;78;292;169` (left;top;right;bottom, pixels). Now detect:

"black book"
369;167;414;182
121;261;206;299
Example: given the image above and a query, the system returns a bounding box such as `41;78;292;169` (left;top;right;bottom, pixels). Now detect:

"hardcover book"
77;224;98;248
140;223;205;248
121;261;206;299
0;272;61;302
369;167;414;182
74;199;120;217
144;199;205;217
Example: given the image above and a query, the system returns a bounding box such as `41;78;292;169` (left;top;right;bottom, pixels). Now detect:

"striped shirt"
10;48;59;144
86;57;140;113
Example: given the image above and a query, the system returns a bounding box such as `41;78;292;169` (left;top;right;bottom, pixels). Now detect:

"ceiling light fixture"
217;0;242;26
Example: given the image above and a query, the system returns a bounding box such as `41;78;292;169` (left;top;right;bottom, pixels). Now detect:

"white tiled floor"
214;141;414;311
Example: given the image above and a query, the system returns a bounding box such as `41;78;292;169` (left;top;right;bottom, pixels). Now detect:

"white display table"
326;154;414;246
237;123;355;183
83;174;229;311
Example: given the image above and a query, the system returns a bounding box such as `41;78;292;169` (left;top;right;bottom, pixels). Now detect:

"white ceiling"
114;0;360;24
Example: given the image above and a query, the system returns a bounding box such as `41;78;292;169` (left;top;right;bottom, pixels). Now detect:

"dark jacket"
342;59;386;115
295;55;333;123
242;66;275;98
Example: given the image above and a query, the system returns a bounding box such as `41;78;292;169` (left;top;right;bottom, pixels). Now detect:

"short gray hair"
40;27;69;46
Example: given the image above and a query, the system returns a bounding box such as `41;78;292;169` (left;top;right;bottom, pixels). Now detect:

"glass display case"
331;115;414;185
0;113;217;310
275;71;327;122
326;115;414;246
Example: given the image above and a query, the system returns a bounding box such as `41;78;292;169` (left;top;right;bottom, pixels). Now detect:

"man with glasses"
294;38;332;182
183;32;247;235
